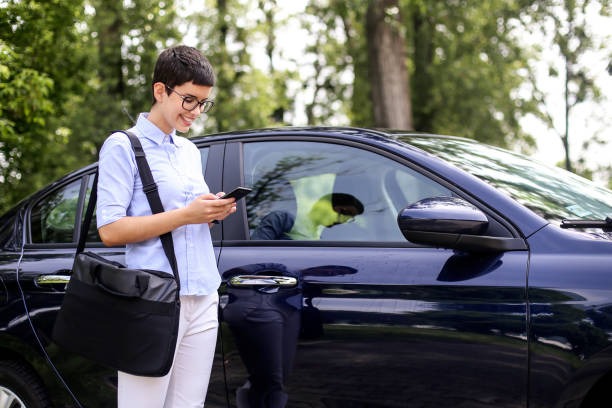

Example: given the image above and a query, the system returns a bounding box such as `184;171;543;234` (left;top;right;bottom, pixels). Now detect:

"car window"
0;208;18;248
29;175;102;244
30;180;82;244
244;140;452;242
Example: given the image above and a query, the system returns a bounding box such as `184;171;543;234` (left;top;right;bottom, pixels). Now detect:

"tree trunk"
216;0;229;132
366;0;413;130
411;7;435;132
95;0;124;97
563;54;573;172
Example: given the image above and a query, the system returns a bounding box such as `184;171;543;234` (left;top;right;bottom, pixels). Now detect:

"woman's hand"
184;192;237;225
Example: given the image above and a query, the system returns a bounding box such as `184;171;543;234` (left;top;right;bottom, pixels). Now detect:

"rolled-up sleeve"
96;133;136;229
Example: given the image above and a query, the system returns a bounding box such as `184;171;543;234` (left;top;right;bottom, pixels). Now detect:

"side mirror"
397;196;526;252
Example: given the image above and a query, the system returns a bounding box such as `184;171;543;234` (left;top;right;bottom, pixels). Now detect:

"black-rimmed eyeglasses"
165;85;215;113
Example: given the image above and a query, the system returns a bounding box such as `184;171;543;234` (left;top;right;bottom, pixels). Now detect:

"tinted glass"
30;180;81;244
405;136;612;224
0;209;17;248
244;141;452;242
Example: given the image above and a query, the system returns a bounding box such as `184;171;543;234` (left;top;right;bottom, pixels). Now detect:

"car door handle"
35;274;71;286
228;275;297;288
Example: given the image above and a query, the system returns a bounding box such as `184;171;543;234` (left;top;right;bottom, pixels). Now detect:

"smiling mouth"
181;114;197;126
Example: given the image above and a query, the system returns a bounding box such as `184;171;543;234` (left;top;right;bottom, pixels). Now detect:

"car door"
217;136;530;407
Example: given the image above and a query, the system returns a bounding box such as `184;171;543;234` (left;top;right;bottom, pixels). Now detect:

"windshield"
402;135;612;225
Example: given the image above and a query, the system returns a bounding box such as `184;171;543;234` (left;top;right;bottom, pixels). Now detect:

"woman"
96;45;234;408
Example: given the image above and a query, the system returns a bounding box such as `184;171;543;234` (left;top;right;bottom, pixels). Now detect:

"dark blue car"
1;127;611;407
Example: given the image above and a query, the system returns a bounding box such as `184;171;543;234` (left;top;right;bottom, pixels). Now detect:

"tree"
366;0;413;129
0;42;55;211
406;0;539;148
300;0;539;149
2;0;609;215
69;0;180;152
0;0;181;213
521;0;611;173
300;0;371;126
185;0;295;133
0;0;88;212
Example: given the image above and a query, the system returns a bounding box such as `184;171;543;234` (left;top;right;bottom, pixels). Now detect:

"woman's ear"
152;82;167;104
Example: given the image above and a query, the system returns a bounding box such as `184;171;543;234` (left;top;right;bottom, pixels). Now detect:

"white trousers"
118;293;219;408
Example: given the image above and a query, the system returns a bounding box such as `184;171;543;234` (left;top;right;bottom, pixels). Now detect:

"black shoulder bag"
52;131;181;377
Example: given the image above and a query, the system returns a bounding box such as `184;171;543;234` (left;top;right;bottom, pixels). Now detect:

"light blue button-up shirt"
96;113;220;295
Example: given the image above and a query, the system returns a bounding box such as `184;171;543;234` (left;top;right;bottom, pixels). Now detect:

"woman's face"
150;81;213;134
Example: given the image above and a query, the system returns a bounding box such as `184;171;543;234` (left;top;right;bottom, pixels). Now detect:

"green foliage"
299;1;370;125
0;0;610;214
521;0;611;172
0;0;181;214
298;0;539;150
184;0;297;133
410;1;538;148
0;0;86;211
70;0;180;152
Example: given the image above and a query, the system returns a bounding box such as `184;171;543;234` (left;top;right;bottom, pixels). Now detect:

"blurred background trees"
520;0;611;176
1;0;610;213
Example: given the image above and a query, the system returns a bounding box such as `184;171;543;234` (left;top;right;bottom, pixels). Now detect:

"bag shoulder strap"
120;130;179;281
77;130;179;284
77;172;98;255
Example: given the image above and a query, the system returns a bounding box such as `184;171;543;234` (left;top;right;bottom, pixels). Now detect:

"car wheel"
0;360;51;408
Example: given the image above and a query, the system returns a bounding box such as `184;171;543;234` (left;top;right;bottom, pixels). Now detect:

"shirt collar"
134;113;187;148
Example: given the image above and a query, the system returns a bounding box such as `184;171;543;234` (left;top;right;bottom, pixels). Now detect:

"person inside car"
250;192;364;240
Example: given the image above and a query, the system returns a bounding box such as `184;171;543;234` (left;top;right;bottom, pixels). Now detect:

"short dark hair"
152;45;215;103
330;193;364;214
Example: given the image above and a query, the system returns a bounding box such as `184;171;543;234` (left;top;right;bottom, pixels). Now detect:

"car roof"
191;126;452;143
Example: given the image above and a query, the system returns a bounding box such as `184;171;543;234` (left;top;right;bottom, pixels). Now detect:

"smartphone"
218;186;252;201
